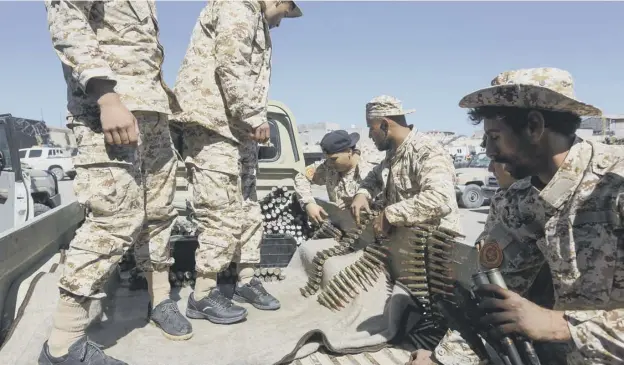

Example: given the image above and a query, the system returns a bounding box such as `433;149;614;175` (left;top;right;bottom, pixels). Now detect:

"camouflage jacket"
293;155;381;209
173;0;271;144
355;129;461;232
44;0;179;123
436;139;624;365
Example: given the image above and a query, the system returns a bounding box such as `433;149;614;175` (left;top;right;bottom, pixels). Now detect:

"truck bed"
0;264;415;365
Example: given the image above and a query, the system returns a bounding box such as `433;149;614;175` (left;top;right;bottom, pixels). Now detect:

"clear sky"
1;1;622;135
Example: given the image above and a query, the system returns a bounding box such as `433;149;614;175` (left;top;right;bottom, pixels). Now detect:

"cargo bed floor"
0;270;414;365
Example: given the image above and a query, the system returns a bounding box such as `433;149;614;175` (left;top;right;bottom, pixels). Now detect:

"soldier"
412;67;624;365
351;95;461;236
40;1;191;365
172;0;302;325
294;130;382;224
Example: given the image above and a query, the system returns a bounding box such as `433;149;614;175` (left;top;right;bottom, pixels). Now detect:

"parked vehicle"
455;152;495;209
0;101;415;365
18;146;76;181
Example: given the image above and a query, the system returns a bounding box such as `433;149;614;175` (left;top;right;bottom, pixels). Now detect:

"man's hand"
251;122;270;143
405;350;436;365
98;93;139;145
477;284;572;342
306;203;328;225
350;193;370;224
373;210;392;237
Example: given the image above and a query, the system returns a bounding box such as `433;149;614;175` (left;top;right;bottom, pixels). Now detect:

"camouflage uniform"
356;96;461;279
357;97;461;234
173;0;271;274
45;0;179;298
294;154;381;209
434;68;624;365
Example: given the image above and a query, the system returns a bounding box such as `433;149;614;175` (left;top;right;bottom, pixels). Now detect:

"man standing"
412;67;624;365
294;130;382;224
173;0;302;325
40;1;191;364
351;95;461;237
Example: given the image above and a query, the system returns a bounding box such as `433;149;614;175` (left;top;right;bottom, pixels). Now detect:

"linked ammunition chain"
254;267;287;282
300;211;383;307
399;224;465;350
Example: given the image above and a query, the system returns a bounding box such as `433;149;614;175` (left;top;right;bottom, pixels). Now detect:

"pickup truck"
0;101;416;365
454;152;496;209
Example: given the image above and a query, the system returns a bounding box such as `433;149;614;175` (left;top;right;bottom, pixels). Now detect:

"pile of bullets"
253;267;287;282
399;224;465;350
261;186;316;246
169;270;197;288
300;211;385;310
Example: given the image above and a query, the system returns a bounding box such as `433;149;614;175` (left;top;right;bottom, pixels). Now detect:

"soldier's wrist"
88;78;118;101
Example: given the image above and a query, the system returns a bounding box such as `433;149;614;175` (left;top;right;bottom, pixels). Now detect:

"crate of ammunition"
258;233;297;268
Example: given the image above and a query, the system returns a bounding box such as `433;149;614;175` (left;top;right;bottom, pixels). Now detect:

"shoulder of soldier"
213;0;262;14
410;131;448;156
303;160;327;179
587;140;624;178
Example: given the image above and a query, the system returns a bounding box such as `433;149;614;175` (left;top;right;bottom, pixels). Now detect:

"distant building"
580;114;624;137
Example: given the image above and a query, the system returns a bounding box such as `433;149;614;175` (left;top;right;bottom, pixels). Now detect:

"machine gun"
433;268;542;365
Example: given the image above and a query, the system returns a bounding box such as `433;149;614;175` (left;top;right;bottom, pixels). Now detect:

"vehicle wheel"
49;166;64;181
34;203;52;217
460;184;484;209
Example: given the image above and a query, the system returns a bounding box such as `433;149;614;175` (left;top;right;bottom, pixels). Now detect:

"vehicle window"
71;148;79;156
0;124;12;170
268;111;300;162
469;154;490;168
29;149;42;158
18;150;26;158
258;119;280;162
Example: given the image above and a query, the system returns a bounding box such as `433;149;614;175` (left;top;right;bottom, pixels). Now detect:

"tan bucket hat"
459;67;601;117
366;95;415;120
284;1;303;18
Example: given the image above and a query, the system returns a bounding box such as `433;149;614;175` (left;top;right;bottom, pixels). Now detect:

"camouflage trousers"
181;125;263;274
60;111;178;299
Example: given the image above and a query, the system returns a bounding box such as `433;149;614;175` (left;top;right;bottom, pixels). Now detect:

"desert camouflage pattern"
60;112;178;298
183;126;261;274
294;154;381;209
44;0;179;121
436;138;624;365
365;95;415;120
173;0;271;144
459;67;601;117
435;187;548;365
356;129;461;233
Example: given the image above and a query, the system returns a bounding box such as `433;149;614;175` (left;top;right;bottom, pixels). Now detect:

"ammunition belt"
300;211;382;306
309;220;344;240
400;224;465;350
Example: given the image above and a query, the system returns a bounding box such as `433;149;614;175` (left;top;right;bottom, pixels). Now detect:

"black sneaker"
233;278;281;310
148;299;193;341
186;288;247;324
38;337;127;365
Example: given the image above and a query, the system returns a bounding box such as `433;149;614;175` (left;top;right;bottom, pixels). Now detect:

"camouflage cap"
284;0;303;18
366;95;415;120
459;67;601;116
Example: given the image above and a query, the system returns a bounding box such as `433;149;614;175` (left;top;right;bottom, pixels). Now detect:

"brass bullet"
339;272;359;294
333;277;355;299
402;267;427;274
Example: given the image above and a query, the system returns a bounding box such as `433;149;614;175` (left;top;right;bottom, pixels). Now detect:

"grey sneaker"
38;337;127;364
148;299;193;341
186;288;247;324
233;278;281;310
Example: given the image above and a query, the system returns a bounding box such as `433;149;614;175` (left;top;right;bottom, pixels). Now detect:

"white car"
18;146;76;181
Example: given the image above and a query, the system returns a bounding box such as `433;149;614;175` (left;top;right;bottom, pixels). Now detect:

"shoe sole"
232;294;281;311
185;308;247;324
149;320;194;341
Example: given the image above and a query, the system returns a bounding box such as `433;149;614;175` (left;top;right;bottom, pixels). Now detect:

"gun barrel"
485;268;508;289
471;272;490;287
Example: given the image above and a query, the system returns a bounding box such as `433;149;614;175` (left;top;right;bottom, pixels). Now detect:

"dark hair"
468;106;581;136
386;114;407;127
